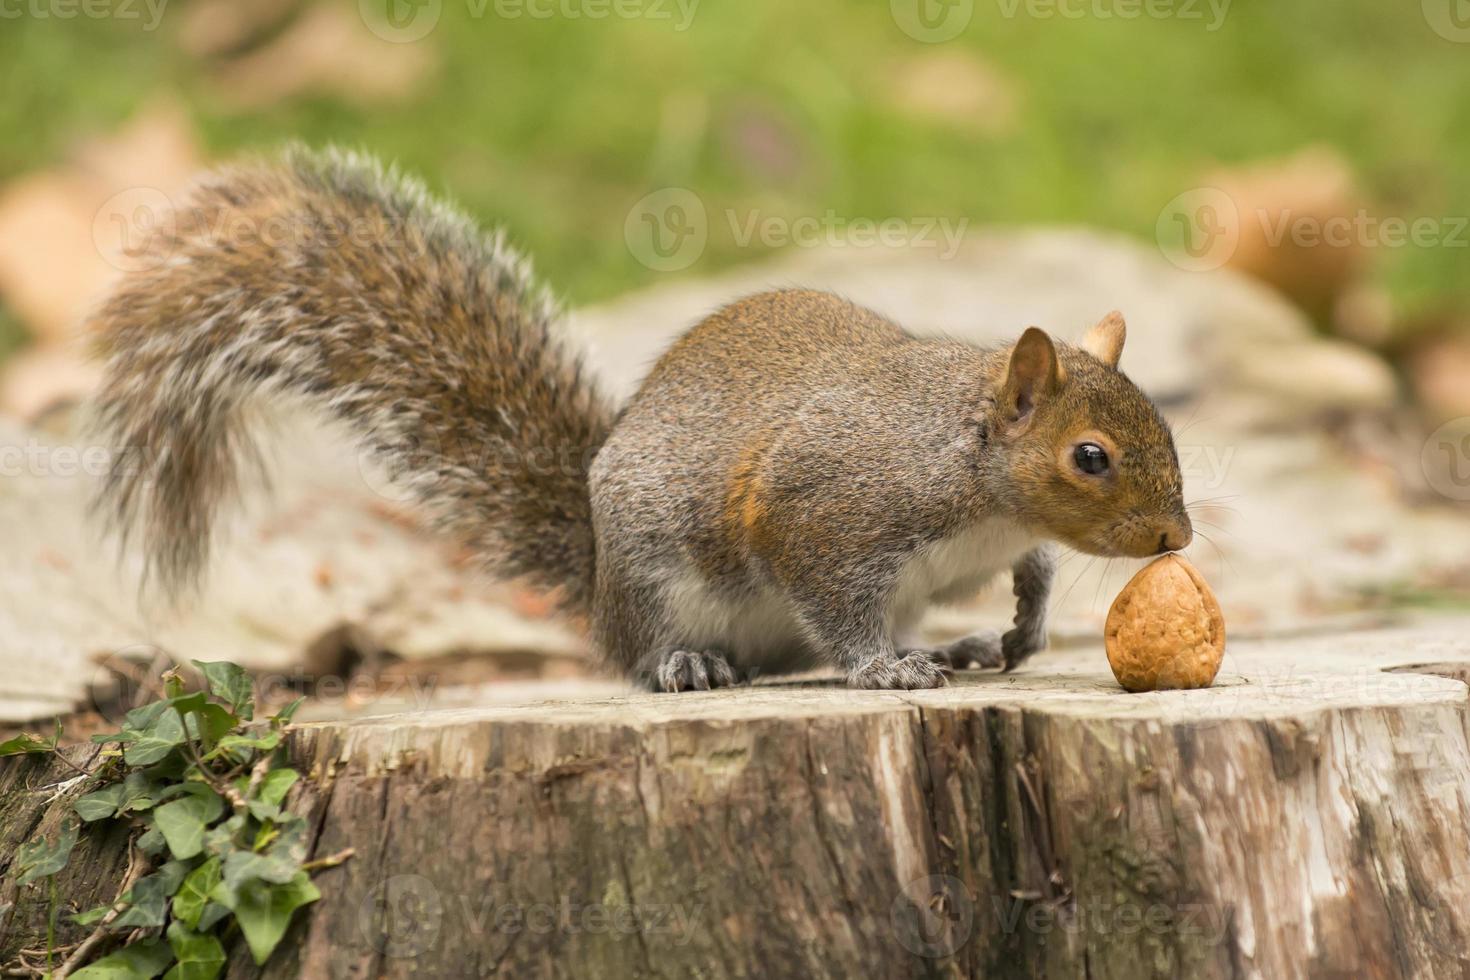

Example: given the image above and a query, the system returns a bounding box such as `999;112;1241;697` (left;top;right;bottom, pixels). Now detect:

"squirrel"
89;147;1192;693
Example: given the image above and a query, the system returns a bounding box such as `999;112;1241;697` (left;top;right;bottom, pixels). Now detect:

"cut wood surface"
4;620;1470;978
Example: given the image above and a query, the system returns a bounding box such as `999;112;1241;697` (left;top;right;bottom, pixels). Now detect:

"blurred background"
2;0;1469;724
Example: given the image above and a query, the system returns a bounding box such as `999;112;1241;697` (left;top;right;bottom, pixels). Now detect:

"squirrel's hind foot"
849;650;949;690
926;631;1005;671
637;648;740;693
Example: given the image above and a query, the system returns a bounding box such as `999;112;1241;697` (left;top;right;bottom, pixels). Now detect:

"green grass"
1;0;1468;314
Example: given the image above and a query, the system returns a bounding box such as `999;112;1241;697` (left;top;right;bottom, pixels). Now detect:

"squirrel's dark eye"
1073;443;1110;476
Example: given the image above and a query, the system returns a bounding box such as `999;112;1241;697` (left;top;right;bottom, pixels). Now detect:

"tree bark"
4;622;1470;978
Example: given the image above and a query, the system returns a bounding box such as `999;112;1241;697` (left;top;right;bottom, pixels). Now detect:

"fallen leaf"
207;3;437;110
887;51;1020;135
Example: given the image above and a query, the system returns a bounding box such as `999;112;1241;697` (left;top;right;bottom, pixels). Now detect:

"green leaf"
209;730;280;763
75;772;156;823
119;770;161;813
15;816;78;884
123;707;187;766
0;723;59;755
172;857;222;930
185;704;237;746
73;903;111;926
155;789;225;860
271;697;305;727
202;813;247;858
70;937;173;979
164;921;226;980
192;661;254;720
136;823;168;856
195;900;231;931
112;860;190;930
222;871;319;965
75;783;127;822
257;768;299;807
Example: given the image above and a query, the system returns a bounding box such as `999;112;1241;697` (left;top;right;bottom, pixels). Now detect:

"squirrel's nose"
1155;516;1193;554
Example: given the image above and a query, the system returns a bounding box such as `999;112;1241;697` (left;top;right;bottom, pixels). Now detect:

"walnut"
1104;555;1225;692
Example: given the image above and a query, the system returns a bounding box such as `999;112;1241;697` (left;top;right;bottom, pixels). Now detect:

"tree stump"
4;622;1470;978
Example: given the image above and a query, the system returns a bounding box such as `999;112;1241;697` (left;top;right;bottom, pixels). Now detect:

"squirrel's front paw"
849;650;949;690
1001;627;1046;673
639;649;739;693
932;631;1004;670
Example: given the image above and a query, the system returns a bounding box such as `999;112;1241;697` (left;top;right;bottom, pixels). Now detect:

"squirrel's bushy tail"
90;147;615;615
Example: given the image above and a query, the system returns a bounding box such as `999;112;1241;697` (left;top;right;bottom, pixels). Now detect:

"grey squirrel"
90;147;1192;692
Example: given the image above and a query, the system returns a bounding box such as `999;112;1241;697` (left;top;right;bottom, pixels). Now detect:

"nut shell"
1104;555;1225;692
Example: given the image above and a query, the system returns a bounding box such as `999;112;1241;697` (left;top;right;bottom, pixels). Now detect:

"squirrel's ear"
1081;310;1126;367
1001;327;1065;422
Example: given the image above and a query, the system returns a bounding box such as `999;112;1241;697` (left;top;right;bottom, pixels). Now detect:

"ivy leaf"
112;860;190;931
15;816;78;884
271;697;305;727
76;772;157;823
136;823;168;857
0;721;60;755
209;730;280;764
76;783;127;822
184;704;238;746
172;857;222;930
70;937;173;979
154;789;225;860
258;768;299;807
163;921;226;980
123;708;187;767
73;903;111;926
202;813;247;859
221;871;319;966
192;661;254;720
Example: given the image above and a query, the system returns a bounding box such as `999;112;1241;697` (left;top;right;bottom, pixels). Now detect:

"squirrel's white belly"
890;518;1038;629
665;569;816;673
665;517;1036;670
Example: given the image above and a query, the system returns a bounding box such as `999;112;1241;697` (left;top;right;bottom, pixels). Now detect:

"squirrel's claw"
850;650;949;690
641;649;739;693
